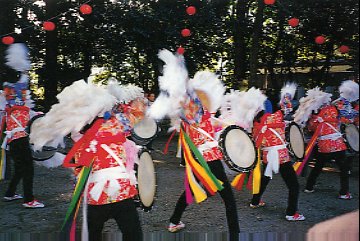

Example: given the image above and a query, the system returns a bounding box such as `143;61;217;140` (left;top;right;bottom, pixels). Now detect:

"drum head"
137;150;156;208
219;125;257;172
345;124;359;152
132;118;158;145
28;114;57;161
289;123;305;159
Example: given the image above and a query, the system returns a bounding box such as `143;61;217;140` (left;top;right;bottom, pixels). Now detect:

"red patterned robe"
253;110;290;165
5;105;30;143
70;117;139;206
308;105;347;153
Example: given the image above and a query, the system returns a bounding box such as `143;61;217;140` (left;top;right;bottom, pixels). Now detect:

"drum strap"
318;123;343;141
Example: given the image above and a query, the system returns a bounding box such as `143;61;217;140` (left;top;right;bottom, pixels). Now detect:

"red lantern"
2;36;14;45
186;6;197;15
264;0;276;5
80;4;92;15
43;21;56;31
177;46;185;55
315;36;326;45
181;29;191;38
339;45;350;54
288;18;300;27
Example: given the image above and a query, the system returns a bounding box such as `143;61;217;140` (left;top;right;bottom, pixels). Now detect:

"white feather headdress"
280;82;298;103
294;87;332;127
220;88;266;131
148;49;188;120
187;71;226;113
107;78;144;104
219;89;244;124
5;43;31;72
339;80;359;102
30;80;117;150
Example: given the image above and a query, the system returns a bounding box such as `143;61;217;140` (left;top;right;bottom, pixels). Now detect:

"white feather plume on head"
148;49;188;120
220;88;266;131
234;87;267;130
294;87;333;127
5;43;31;72
339;80;359;102
280;82;298;103
187;71;226;113
219;89;244;124
30;80;117;150
107;78;144;103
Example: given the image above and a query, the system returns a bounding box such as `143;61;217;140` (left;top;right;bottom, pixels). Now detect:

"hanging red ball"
339;45;350;54
264;0;276;5
43;21;56;31
80;4;92;15
2;36;14;45
177;47;185;55
181;29;191;38
186;6;197;15
288;18;300;27
315;36;326;45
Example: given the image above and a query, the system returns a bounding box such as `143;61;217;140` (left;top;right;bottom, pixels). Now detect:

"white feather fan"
293;87;332;127
5;43;31;72
148;49;188;120
30;80;117;150
34;152;66;168
188;71;226;113
339;80;359;102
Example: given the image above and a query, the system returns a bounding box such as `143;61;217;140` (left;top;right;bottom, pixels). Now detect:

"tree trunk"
249;0;265;87
43;0;58;111
268;11;286;91
232;0;249;90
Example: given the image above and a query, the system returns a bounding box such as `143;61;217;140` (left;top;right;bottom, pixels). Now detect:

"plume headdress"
338;80;359;102
280;82;298;104
293;87;333;127
148;49;189;121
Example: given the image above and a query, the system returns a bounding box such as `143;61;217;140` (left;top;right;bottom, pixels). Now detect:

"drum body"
136;148;156;211
342;124;359;153
218;125;257;173
131;117;158;146
27;114;57;161
286;122;305;160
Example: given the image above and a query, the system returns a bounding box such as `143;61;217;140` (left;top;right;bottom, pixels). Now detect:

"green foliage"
0;0;358;108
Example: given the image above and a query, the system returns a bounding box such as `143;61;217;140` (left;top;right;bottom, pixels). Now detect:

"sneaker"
304;189;315;193
250;200;266;208
22;200;45;208
167;221;185;233
339;193;353;200
3;194;23;202
286;212;306;221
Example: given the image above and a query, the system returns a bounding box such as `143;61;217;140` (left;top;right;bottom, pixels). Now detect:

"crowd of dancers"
0;44;358;241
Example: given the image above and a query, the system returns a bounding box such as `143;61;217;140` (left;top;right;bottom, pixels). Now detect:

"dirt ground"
0;131;358;241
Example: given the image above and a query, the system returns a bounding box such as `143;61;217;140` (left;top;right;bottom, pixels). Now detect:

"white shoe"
168;221;185;233
3;194;23;202
286;213;305;221
22;200;45;208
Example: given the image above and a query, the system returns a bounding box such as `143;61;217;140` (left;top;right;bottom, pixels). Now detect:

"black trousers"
88;199;142;241
306;151;350;195
5;137;34;203
170;160;240;241
251;161;300;216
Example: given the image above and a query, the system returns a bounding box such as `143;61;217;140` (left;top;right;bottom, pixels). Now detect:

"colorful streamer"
180;128;223;204
252;148;262;195
294;125;322;176
61;164;93;237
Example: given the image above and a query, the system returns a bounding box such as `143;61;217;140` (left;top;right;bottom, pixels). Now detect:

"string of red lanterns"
1;2;92;45
264;0;351;54
177;6;197;55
